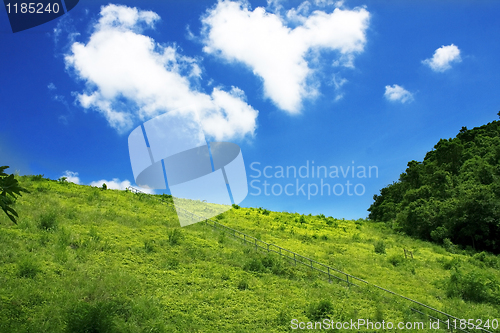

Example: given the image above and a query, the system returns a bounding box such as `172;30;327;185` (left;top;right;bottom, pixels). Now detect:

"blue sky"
1;0;499;219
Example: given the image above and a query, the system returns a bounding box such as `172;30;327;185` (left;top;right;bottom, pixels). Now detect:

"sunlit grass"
0;176;498;332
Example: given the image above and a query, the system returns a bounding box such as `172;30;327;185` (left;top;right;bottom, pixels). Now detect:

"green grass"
0;176;499;332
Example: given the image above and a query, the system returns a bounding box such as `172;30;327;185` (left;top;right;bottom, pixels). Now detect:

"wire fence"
126;186;493;333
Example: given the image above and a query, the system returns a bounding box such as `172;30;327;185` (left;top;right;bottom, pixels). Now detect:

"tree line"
368;118;500;253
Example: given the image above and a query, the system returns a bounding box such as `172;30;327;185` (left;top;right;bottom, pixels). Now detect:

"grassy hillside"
1;176;499;332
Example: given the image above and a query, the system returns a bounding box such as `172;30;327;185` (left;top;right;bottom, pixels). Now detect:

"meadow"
0;176;499;332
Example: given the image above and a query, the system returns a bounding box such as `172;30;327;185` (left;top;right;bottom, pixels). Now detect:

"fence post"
294;253;297;266
328;267;331;283
255;239;257;251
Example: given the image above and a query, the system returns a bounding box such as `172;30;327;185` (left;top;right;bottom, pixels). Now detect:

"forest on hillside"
368;118;500;254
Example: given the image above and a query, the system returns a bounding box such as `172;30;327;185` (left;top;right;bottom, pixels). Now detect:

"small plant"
307;299;334;321
101;183;107;190
144;240;155;253
326;217;337;227
276;309;290;327
443;238;458;253
88;226;100;242
38;211;58;231
165;258;179;269
237;279;249;290
244;258;265;272
168;228;182;245
36;185;49;193
232;204;240;209
65;301;116;333
374;240;386;254
58;176;68;183
18;257;41;278
262;209;270;215
218;231;226;244
30;174;45;181
299;215;306;224
441;257;461;270
387;254;403;267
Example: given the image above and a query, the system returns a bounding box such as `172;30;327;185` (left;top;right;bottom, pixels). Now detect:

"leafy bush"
38;211;58;231
65;301;116;333
244;258;265;273
374;241;386;254
472;251;498;268
307;300;333;321
167;228;182;245
446;269;499;304
440;257;461;270
218;231;226;244
144;240;156;253
237;279;249;290
443;238;459;253
18;257;41;278
29;174;45;181
165;258;179;269
387;254;404;267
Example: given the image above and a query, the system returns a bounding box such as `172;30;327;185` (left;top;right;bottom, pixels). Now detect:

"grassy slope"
0;177;499;332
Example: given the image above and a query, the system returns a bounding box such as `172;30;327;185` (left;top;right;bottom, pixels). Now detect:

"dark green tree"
0;166;29;224
368;119;500;253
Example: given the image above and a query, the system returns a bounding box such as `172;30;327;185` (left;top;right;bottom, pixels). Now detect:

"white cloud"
331;73;347;101
61;170;81;184
60;170;155;194
201;1;370;113
65;4;258;141
62;170;155;194
89;178;155;194
422;44;461;72
384;84;414;103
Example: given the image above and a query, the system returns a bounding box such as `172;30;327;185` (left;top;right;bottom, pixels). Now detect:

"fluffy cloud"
61;170;81;184
422;44;461;72
61;170;154;194
65;4;258;141
201;1;370;113
384;84;414;103
89;178;154;194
